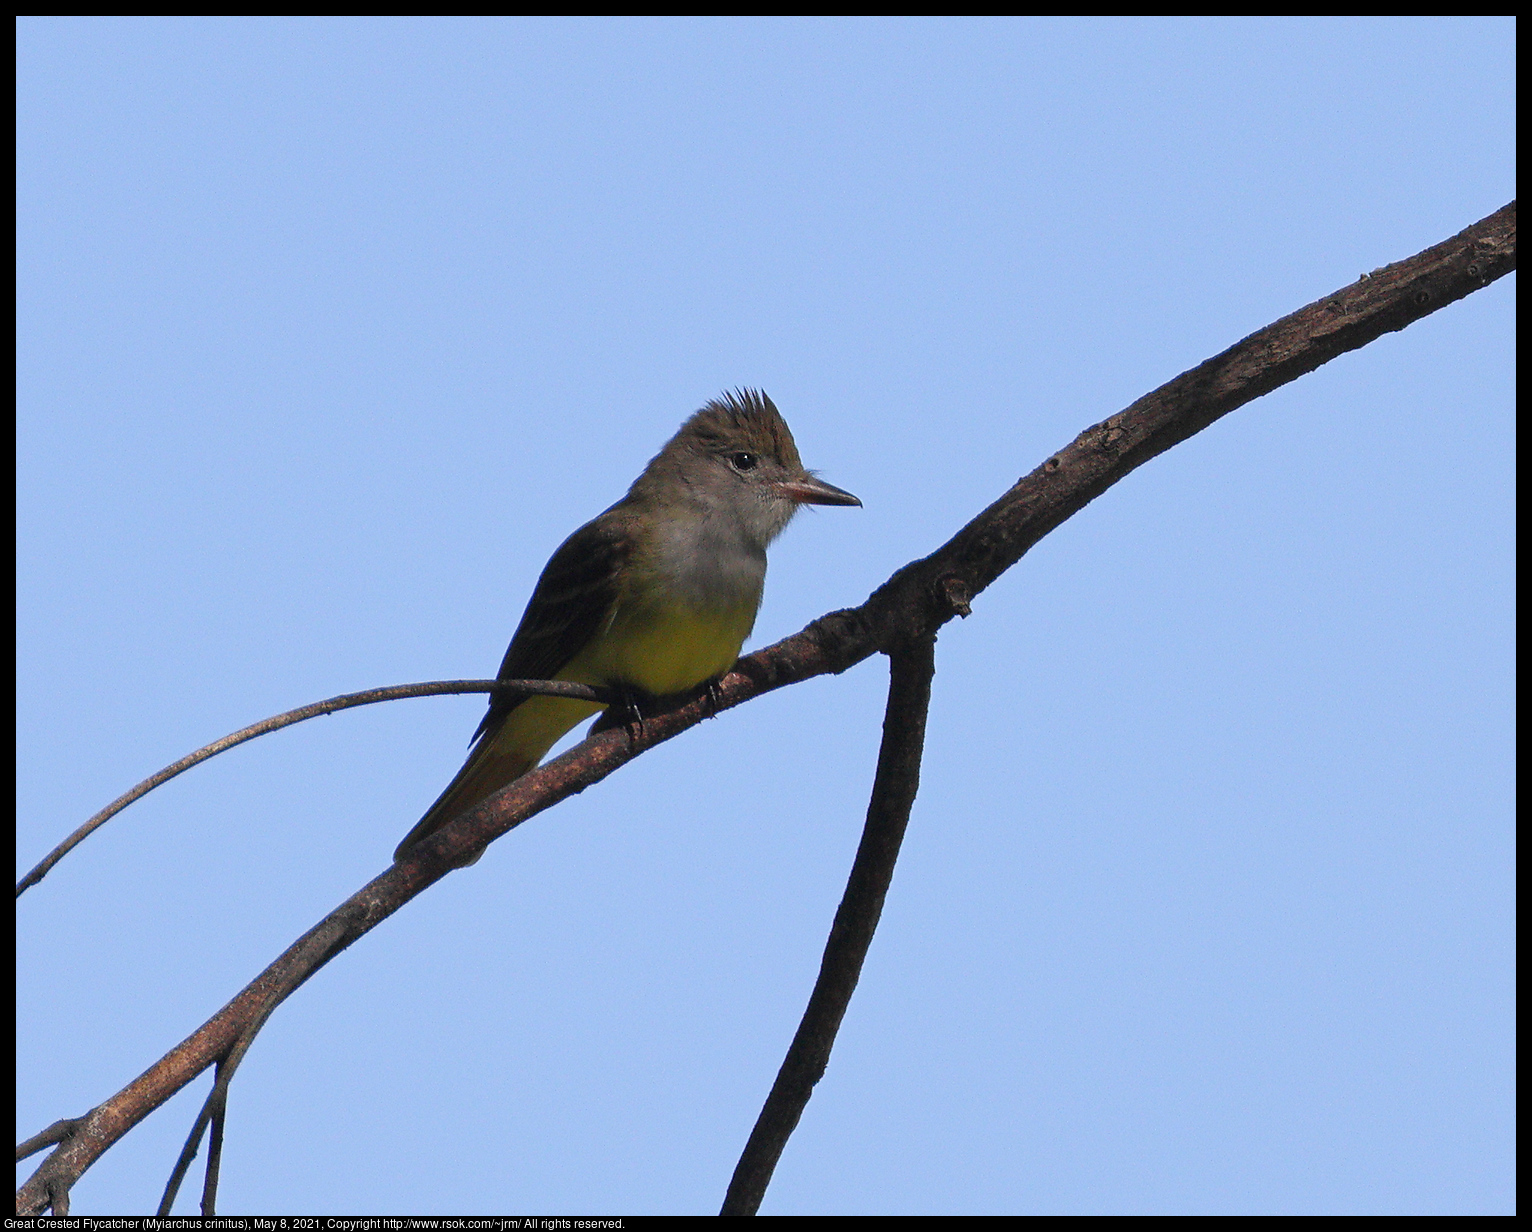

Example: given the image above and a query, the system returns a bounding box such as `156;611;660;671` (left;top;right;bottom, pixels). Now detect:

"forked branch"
15;201;1514;1216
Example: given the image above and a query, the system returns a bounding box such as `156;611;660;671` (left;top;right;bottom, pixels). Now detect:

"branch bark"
15;201;1514;1215
16;678;622;898
721;635;937;1215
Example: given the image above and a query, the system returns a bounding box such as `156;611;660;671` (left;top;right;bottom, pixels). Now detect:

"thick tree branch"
15;202;1513;1215
857;201;1517;653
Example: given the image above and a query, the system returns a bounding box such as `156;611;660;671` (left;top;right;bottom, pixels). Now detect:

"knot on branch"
1464;233;1514;285
1091;417;1129;456
936;574;972;618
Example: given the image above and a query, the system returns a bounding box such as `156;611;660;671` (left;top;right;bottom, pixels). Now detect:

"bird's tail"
395;690;606;866
393;739;537;866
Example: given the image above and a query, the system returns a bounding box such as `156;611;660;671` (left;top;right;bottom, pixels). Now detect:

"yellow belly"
396;596;760;863
576;600;757;695
496;598;758;769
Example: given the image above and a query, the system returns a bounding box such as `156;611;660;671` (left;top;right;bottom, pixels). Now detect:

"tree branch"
721;635;937;1215
15;201;1513;1215
15;678;622;898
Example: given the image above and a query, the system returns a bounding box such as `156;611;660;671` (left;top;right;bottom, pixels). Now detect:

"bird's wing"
470;508;635;745
393;510;637;865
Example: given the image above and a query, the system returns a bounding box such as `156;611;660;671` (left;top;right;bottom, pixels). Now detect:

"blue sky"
17;17;1514;1216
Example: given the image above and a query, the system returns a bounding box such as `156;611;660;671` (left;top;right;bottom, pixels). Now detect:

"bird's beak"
779;475;862;507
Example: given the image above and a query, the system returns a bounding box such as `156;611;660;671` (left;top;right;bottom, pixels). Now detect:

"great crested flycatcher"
394;388;860;865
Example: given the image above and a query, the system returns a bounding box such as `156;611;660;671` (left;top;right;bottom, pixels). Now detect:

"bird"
394;388;861;866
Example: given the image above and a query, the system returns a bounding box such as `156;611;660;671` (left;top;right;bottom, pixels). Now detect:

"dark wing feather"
470;508;633;744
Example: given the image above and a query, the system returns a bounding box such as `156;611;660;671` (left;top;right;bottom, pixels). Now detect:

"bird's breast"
567;516;761;696
650;512;768;611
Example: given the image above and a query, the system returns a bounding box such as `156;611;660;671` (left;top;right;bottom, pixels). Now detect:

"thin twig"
15;202;1514;1216
156;1093;206;1216
201;1078;226;1218
16;678;620;898
15;1120;84;1163
721;637;937;1215
168;911;350;1217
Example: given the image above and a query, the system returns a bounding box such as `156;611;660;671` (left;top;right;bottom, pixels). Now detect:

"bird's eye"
729;451;758;472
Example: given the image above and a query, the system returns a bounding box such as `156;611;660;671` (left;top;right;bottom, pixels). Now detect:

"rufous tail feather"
393;741;536;866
